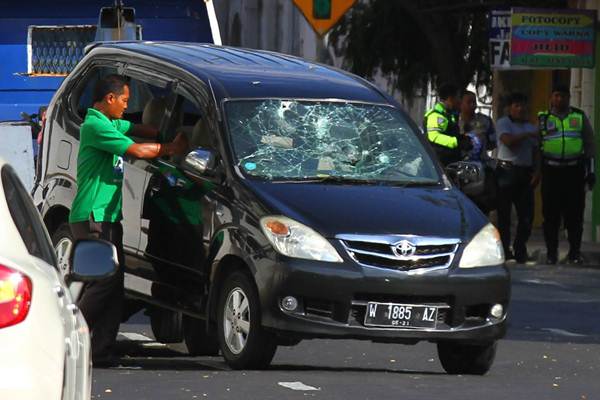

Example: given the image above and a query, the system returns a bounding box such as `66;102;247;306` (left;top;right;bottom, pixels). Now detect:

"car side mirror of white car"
67;239;119;301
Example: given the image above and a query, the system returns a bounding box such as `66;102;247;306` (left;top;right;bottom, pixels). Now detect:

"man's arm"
582;114;596;159
485;116;497;150
530;140;542;187
126;132;188;159
499;130;537;148
130;124;160;139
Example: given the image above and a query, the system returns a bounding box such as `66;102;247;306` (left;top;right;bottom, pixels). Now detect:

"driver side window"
163;93;214;152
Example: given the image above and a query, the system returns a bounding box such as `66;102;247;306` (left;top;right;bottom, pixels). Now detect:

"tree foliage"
329;0;567;99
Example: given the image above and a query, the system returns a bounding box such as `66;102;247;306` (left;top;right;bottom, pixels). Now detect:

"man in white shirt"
495;92;540;263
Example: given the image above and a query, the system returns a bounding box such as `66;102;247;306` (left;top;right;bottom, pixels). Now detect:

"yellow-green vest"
424;102;459;149
538;108;584;160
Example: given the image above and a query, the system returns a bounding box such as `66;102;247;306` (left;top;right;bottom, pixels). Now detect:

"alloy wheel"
223;287;250;355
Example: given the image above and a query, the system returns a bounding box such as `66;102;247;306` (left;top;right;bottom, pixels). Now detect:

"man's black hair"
438;83;459;100
551;82;570;95
507;91;527;105
461;90;476;98
92;74;129;103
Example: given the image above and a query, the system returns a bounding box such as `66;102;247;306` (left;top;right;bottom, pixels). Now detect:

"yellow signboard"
293;0;357;36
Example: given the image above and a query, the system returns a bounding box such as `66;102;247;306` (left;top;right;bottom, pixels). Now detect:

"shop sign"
511;8;597;68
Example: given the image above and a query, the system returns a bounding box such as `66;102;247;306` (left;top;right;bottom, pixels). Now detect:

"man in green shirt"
69;75;188;364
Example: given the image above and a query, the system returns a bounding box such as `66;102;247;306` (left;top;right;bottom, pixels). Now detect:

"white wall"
571;0;599;241
213;0;426;122
0;123;35;191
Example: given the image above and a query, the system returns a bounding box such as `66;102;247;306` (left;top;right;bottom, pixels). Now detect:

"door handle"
54;286;65;298
67;304;79;315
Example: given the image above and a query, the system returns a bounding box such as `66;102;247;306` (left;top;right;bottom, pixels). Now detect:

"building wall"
570;0;600;241
0;0;215;121
213;0;427;122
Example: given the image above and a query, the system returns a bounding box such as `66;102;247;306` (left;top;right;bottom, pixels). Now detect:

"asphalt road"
91;262;600;400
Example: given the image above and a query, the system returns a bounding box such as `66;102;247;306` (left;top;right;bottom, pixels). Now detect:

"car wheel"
437;341;497;375
51;222;73;279
149;307;184;343
217;271;277;369
183;315;220;356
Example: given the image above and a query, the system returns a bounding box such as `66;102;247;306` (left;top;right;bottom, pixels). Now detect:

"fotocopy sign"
489;9;513;69
511;8;597;68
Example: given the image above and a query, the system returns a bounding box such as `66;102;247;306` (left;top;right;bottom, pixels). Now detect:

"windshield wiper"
270;176;378;184
269;176;441;186
394;180;441;188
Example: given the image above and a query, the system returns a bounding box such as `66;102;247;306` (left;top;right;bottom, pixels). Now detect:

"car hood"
246;181;480;240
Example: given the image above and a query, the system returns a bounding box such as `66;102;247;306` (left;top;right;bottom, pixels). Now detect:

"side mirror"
68;239;118;282
182;148;218;177
445;161;485;196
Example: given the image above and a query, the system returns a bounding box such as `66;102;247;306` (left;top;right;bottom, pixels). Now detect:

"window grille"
28;26;97;76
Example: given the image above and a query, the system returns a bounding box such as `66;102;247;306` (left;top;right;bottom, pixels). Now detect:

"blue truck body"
0;0;216;121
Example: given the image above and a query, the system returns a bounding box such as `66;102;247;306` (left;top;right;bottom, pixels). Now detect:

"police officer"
538;83;596;264
424;83;472;166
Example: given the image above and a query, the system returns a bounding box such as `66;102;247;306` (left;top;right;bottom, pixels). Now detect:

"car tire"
183;315;220;356
149;307;184;343
217;271;277;370
51;222;74;279
437;341;497;375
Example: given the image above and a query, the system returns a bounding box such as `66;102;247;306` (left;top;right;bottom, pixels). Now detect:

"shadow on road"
268;364;445;375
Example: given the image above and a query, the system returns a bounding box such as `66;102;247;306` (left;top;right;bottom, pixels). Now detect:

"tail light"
0;264;33;329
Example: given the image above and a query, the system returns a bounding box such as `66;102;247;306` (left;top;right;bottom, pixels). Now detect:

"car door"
137;83;218;314
1;164;88;400
118;67;172;254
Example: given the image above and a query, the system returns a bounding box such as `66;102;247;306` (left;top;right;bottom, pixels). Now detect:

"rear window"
1;165;56;266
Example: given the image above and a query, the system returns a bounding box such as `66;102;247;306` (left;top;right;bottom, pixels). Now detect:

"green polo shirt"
69;108;135;223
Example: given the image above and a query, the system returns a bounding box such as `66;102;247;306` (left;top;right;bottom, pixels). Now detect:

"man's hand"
171;132;189;156
530;171;541;188
457;135;473;152
585;172;596;191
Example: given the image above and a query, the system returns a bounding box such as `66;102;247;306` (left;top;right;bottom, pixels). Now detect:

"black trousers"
496;165;534;258
70;219;125;357
541;163;586;258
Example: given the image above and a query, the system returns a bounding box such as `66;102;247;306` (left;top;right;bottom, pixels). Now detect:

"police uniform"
538;107;596;262
424;102;461;166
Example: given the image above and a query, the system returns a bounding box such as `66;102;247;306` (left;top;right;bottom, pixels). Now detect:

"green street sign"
313;0;332;20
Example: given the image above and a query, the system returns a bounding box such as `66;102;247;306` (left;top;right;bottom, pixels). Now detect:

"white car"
0;158;116;400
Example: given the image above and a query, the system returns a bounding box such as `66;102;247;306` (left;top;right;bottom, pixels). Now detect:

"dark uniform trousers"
70;219;125;357
496;164;534;259
541;162;586;258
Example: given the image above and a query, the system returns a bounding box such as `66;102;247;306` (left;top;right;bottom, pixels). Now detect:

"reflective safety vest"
424;102;459;149
538;108;584;160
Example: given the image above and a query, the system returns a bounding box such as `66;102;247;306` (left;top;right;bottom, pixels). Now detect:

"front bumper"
255;256;510;343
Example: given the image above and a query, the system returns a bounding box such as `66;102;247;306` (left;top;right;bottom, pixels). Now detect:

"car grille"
337;234;460;272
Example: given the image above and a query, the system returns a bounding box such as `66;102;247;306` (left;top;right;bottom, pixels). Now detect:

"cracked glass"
225;100;440;185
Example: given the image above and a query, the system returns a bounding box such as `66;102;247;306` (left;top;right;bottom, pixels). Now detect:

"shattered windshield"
225;99;440;184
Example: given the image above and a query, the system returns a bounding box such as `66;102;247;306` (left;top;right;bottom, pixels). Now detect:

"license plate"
364;302;438;329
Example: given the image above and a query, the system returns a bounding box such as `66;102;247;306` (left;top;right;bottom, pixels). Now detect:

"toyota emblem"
394;240;416;257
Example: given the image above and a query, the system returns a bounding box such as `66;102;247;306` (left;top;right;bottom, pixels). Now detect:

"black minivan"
34;41;509;374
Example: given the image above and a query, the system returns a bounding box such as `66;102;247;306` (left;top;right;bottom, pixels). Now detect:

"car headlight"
459;223;505;268
260;216;343;263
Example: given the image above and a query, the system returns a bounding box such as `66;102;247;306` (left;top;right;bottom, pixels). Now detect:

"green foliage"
329;0;566;99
